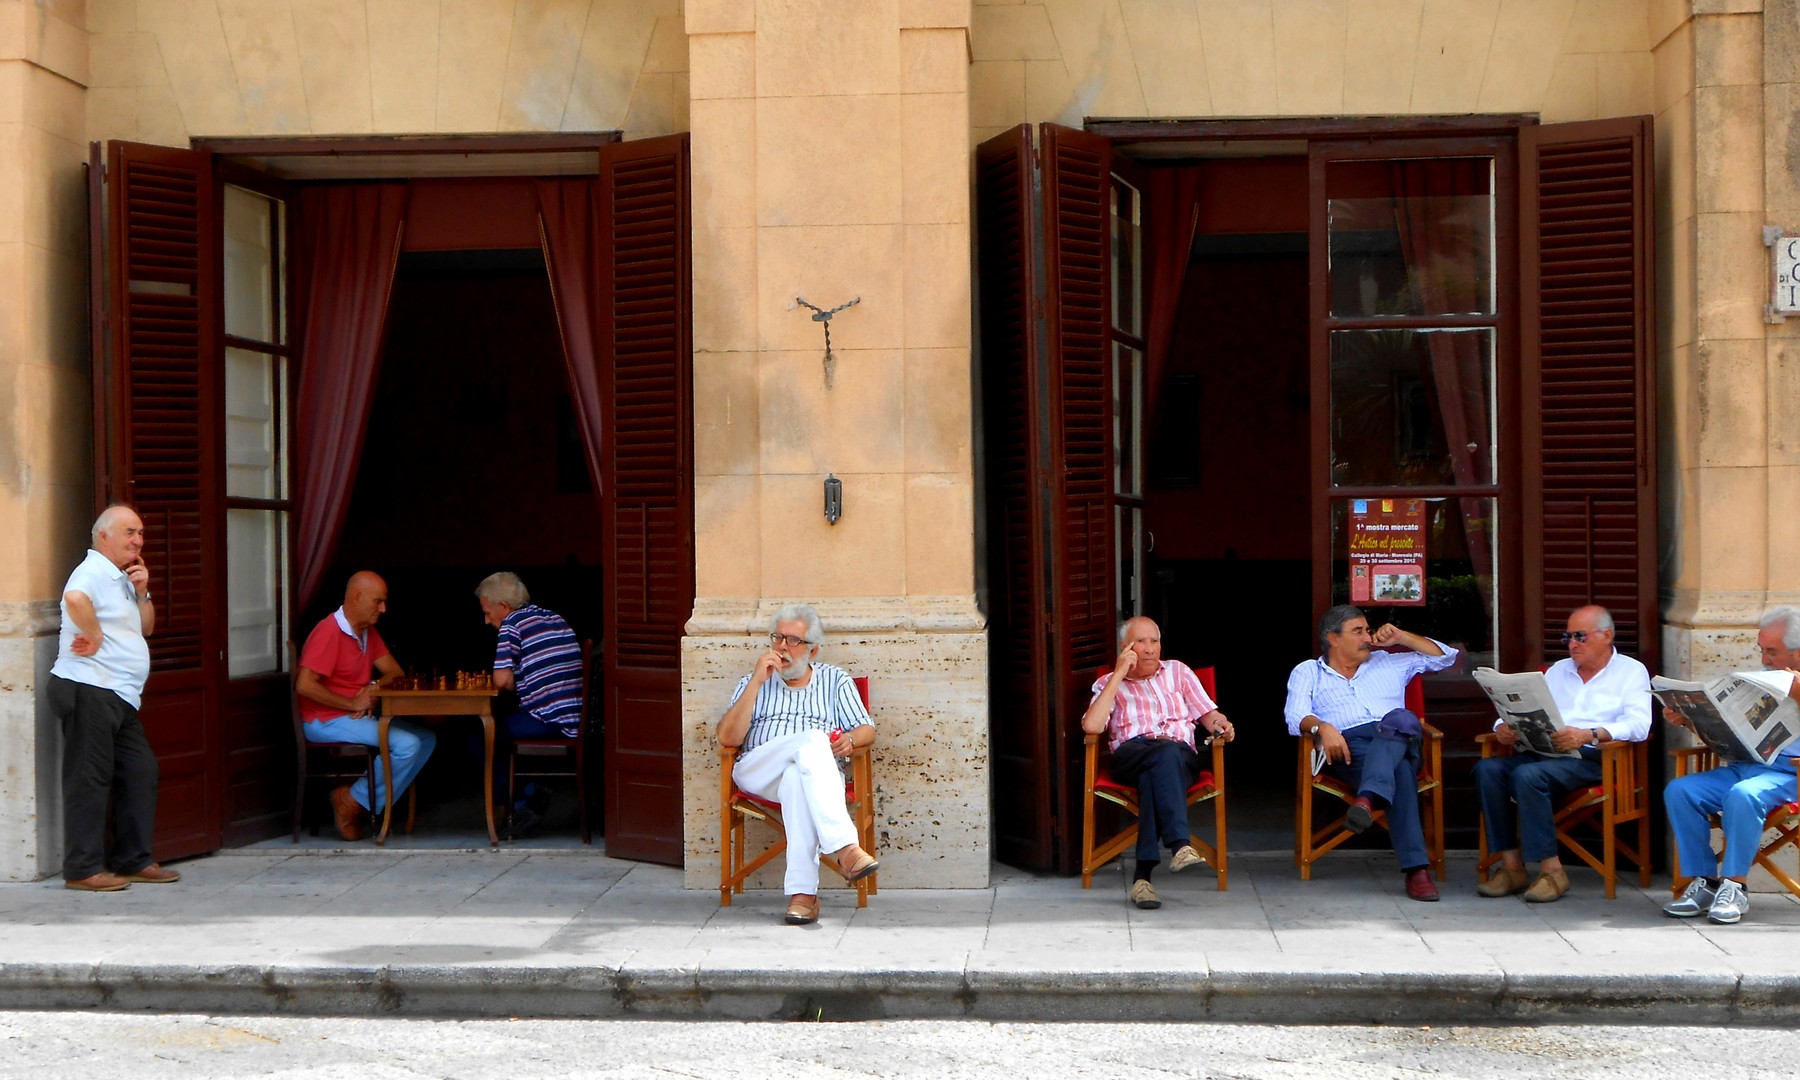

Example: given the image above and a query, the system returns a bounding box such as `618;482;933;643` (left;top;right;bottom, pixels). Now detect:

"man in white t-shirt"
48;505;180;892
718;604;879;926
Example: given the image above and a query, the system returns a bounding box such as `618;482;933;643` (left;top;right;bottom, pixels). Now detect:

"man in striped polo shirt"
718;604;880;925
1084;616;1236;909
478;572;584;835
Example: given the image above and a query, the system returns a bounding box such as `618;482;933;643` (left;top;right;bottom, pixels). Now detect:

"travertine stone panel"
91;0;137;35
690;32;754;100
757;0;901;97
760;472;907;597
1769;0;1800;82
681;613;990;892
757;349;906;475
1198;1;1281;115
756;94;903;227
903;223;972;349
292;0;376;133
1343;0;1422;112
686;0;756;36
902;92;970;224
904;474;974;595
1655;13;1695;112
904;347;973;474
1567;0;1654;52
693;350;762;477
1596;51;1655;115
969;58;1024;129
1119;0;1210;116
755;225;904;352
435;0;512;130
1695;83;1763;213
368;0;443;132
140;0;251;133
1662;222;1697;382
1412;0;1501;112
690;98;757;226
694;474;762;599
1023;57;1076;124
497;0;589;131
0;602;62;882
1695;211;1770;340
1477;0;1578;111
1772;339;1800;464
0;0;88;82
969;4;1059;61
691;225;759;353
1695;338;1768;466
1766;82;1800;211
218;0;313;133
1273;0;1347;114
901;27;970;95
1693;465;1769;588
1543;53;1600;120
1696;10;1764;84
902;0;972;28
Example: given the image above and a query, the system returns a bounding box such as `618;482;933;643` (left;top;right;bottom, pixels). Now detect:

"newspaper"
1651;671;1800;766
1470;668;1580;758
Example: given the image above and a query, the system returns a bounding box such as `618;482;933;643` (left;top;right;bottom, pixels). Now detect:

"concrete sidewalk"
2;848;1796;1023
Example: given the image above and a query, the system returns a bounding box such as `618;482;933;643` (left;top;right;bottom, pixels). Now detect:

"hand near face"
124;559;150;596
755;649;784;683
1113;646;1138;677
1370;623;1404;647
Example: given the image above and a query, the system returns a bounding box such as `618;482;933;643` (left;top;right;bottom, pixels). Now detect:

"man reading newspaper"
1471;606;1651;903
1659;606;1800;925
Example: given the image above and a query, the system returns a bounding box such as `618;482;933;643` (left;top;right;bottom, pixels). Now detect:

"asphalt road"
1;1012;1796;1078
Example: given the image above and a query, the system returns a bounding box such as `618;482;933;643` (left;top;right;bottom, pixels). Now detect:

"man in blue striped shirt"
1285;604;1459;902
478;572;584;835
719;604;879;925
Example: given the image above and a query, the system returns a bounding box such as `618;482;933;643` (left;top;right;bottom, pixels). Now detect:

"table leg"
376;715;395;846
482;712;498;847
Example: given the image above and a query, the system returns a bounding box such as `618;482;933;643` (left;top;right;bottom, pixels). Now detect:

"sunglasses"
1559;630;1604;644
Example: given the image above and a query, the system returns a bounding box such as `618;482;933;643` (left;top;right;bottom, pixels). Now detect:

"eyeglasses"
769;633;817;648
1560;630;1604;644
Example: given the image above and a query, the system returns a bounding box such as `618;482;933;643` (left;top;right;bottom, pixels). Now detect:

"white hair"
770;603;824;644
92;504;136;546
1761;606;1800;650
475;571;530;609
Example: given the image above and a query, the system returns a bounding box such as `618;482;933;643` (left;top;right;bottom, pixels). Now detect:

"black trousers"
1109;736;1200;863
50;675;158;881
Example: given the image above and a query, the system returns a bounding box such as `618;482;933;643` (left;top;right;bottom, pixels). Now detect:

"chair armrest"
1670;744;1716;779
1083;733;1100;745
1475;731;1511;759
1421;721;1443;742
718;744;738;766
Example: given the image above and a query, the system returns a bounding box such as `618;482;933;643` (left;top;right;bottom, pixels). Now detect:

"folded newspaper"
1651;671;1800;766
1470;668;1580;758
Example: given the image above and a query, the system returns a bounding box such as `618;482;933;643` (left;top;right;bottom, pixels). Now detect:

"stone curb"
3;963;1798;1024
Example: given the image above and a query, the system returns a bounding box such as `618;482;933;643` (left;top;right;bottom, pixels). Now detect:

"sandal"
785;894;819;925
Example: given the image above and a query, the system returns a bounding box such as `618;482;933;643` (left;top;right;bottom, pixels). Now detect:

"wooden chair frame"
1474;735;1652;899
1079;666;1227;890
1668;748;1800;898
505;639;595;844
289;641;413;842
718;677;878;907
1294;676;1444;881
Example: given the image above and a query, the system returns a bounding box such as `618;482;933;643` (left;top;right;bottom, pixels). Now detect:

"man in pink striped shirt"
1084;616;1235;909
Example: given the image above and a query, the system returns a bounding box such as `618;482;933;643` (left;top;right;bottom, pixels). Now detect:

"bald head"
343;571;389;632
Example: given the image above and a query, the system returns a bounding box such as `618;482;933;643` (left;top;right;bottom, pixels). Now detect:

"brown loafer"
65;872;130;892
785;893;820;925
122;863;180;884
1346;796;1375;834
1522;869;1570;903
835;844;880;882
331;785;367;841
1477;866;1530;898
1405;867;1440;902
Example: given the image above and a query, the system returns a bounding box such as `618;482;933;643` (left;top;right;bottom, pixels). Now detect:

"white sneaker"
1169;845;1205;873
1663;877;1717;918
1707;880;1749;925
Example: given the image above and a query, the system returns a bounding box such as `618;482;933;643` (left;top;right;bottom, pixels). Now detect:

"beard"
779;655;811;681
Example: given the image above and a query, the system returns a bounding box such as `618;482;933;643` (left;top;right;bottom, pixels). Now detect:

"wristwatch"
135;592;152;603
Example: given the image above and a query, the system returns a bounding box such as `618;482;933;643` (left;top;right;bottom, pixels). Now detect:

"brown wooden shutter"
91;141;224;859
1520;117;1656;670
1041;123;1117;873
976;125;1057;868
599;135;694;865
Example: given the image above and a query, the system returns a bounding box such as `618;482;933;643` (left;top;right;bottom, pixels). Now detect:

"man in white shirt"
1473;605;1652;903
48;505;179;892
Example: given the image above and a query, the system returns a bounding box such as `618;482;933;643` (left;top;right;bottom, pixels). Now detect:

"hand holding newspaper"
1651;671;1800;766
1470;668;1580;758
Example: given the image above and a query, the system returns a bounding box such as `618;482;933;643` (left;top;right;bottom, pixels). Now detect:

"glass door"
1111;173;1145;623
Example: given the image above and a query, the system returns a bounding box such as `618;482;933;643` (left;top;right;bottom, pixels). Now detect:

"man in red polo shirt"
297;570;432;840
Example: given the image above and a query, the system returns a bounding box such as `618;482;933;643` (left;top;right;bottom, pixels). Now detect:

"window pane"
1327;158;1494;318
225;347;283;498
1329;328;1494;488
224;186;275;342
228;508;286;678
1330;496;1497;669
1115;505;1143;624
1112;177;1141;337
1113;341;1142;497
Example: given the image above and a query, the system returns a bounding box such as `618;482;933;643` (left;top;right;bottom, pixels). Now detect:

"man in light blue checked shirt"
1285;604;1459;902
719;604;880;926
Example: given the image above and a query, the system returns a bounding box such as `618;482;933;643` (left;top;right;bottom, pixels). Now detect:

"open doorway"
302;249;605;841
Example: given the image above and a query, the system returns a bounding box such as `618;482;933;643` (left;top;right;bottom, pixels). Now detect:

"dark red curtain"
294;184;409;609
535;178;606;494
1143;167;1202;432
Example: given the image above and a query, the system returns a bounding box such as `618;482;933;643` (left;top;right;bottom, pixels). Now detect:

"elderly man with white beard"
718;604;880;925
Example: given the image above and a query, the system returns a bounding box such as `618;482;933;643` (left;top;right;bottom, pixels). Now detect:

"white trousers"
732;730;858;896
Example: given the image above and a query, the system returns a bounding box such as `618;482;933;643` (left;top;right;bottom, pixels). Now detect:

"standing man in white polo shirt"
49;505;179;892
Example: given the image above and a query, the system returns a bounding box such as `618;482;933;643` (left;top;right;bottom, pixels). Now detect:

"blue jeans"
304;715;436;813
1664;761;1798;879
1108;737;1200;863
1473;748;1601;862
1324;723;1428;871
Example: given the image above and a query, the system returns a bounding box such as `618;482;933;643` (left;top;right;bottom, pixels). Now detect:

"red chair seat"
734;782;858;811
1094;769;1216;799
